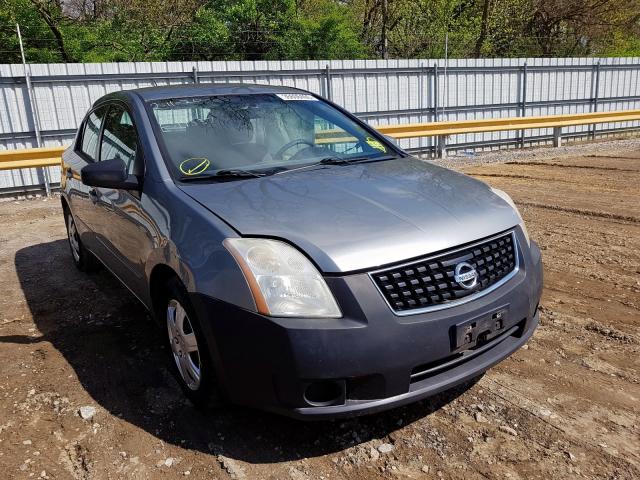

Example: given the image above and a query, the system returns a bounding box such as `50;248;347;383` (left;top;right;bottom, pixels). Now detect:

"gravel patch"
424;137;640;170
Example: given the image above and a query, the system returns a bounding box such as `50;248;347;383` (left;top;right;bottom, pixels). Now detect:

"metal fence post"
418;63;425;154
519;62;528;148
17;24;50;197
553;126;562;147
433;64;439;158
433;64;439;123
437;135;447;159
192;66;199;84
591;61;601;139
324;65;333;101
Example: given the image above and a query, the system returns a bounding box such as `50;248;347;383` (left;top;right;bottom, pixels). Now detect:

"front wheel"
163;278;219;407
64;210;98;271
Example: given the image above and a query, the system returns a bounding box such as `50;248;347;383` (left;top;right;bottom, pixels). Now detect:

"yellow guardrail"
376;109;640;139
2;109;640;173
0;146;64;171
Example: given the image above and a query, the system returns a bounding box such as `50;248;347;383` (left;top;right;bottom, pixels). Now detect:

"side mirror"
81;159;140;190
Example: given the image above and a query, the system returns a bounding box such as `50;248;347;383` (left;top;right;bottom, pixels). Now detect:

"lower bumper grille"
371;231;518;314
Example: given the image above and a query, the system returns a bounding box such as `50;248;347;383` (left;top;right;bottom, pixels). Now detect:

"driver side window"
100;105;141;175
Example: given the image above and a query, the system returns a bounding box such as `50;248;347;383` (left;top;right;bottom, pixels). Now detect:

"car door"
90;102;155;300
65;105;109;250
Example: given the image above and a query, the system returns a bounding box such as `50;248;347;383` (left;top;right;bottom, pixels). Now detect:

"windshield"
148;93;397;179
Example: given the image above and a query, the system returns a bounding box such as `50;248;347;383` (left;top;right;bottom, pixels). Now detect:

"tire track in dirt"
505;161;639;172
585;155;640;160
516;201;640;223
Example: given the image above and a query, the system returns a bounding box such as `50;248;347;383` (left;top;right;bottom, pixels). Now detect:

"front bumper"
191;233;543;419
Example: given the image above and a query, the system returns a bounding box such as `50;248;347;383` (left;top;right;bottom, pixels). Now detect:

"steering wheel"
275;139;315;159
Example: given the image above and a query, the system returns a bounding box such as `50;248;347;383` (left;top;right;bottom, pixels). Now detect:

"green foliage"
0;0;639;63
167;7;231;61
270;0;367;59
0;0;63;63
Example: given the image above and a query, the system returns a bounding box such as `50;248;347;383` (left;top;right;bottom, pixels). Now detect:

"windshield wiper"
216;169;267;178
273;156;354;176
274;155;396;176
341;155;397;164
179;169;267;182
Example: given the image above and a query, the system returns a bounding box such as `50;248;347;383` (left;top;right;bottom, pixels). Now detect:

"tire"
64;209;98;272
161;276;220;408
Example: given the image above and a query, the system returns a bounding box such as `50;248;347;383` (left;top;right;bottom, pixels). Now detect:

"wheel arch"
148;263;182;323
60;194;70;215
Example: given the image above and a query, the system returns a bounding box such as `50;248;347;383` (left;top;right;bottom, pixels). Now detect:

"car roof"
99;83;313;103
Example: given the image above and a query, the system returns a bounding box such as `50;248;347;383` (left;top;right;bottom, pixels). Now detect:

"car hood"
179;157;521;273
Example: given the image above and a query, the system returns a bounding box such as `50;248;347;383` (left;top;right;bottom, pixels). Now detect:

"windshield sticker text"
275;93;318;101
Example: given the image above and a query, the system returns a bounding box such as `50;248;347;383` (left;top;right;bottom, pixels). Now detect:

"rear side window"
80;106;107;161
100;105;139;175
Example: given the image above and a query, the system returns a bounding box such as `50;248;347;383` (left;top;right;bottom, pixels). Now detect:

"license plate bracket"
452;307;509;352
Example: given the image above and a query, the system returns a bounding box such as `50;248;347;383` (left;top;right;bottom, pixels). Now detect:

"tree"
85;0;205;61
527;0;640;56
28;0;71;61
474;0;490;57
1;0;639;63
271;0;366;59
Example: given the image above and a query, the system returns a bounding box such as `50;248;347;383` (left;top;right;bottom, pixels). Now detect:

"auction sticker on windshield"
275;93;318;101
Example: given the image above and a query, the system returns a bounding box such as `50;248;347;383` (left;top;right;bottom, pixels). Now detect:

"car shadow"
10;239;480;464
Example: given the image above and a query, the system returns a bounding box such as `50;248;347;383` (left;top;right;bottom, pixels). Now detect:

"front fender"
142;179;256;312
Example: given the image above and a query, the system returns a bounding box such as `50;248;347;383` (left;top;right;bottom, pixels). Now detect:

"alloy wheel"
67;215;80;262
166;299;201;390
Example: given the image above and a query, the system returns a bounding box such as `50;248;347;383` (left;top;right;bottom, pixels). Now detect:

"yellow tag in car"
179;157;211;175
365;137;386;152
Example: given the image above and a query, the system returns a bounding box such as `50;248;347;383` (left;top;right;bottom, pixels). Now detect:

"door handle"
89;188;98;204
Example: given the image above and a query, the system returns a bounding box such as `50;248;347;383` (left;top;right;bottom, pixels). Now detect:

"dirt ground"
0;144;639;480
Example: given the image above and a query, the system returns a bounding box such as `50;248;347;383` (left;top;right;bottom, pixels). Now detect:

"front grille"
371;231;517;314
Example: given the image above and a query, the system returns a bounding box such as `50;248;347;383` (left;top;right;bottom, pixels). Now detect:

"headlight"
491;188;530;246
223;238;342;318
